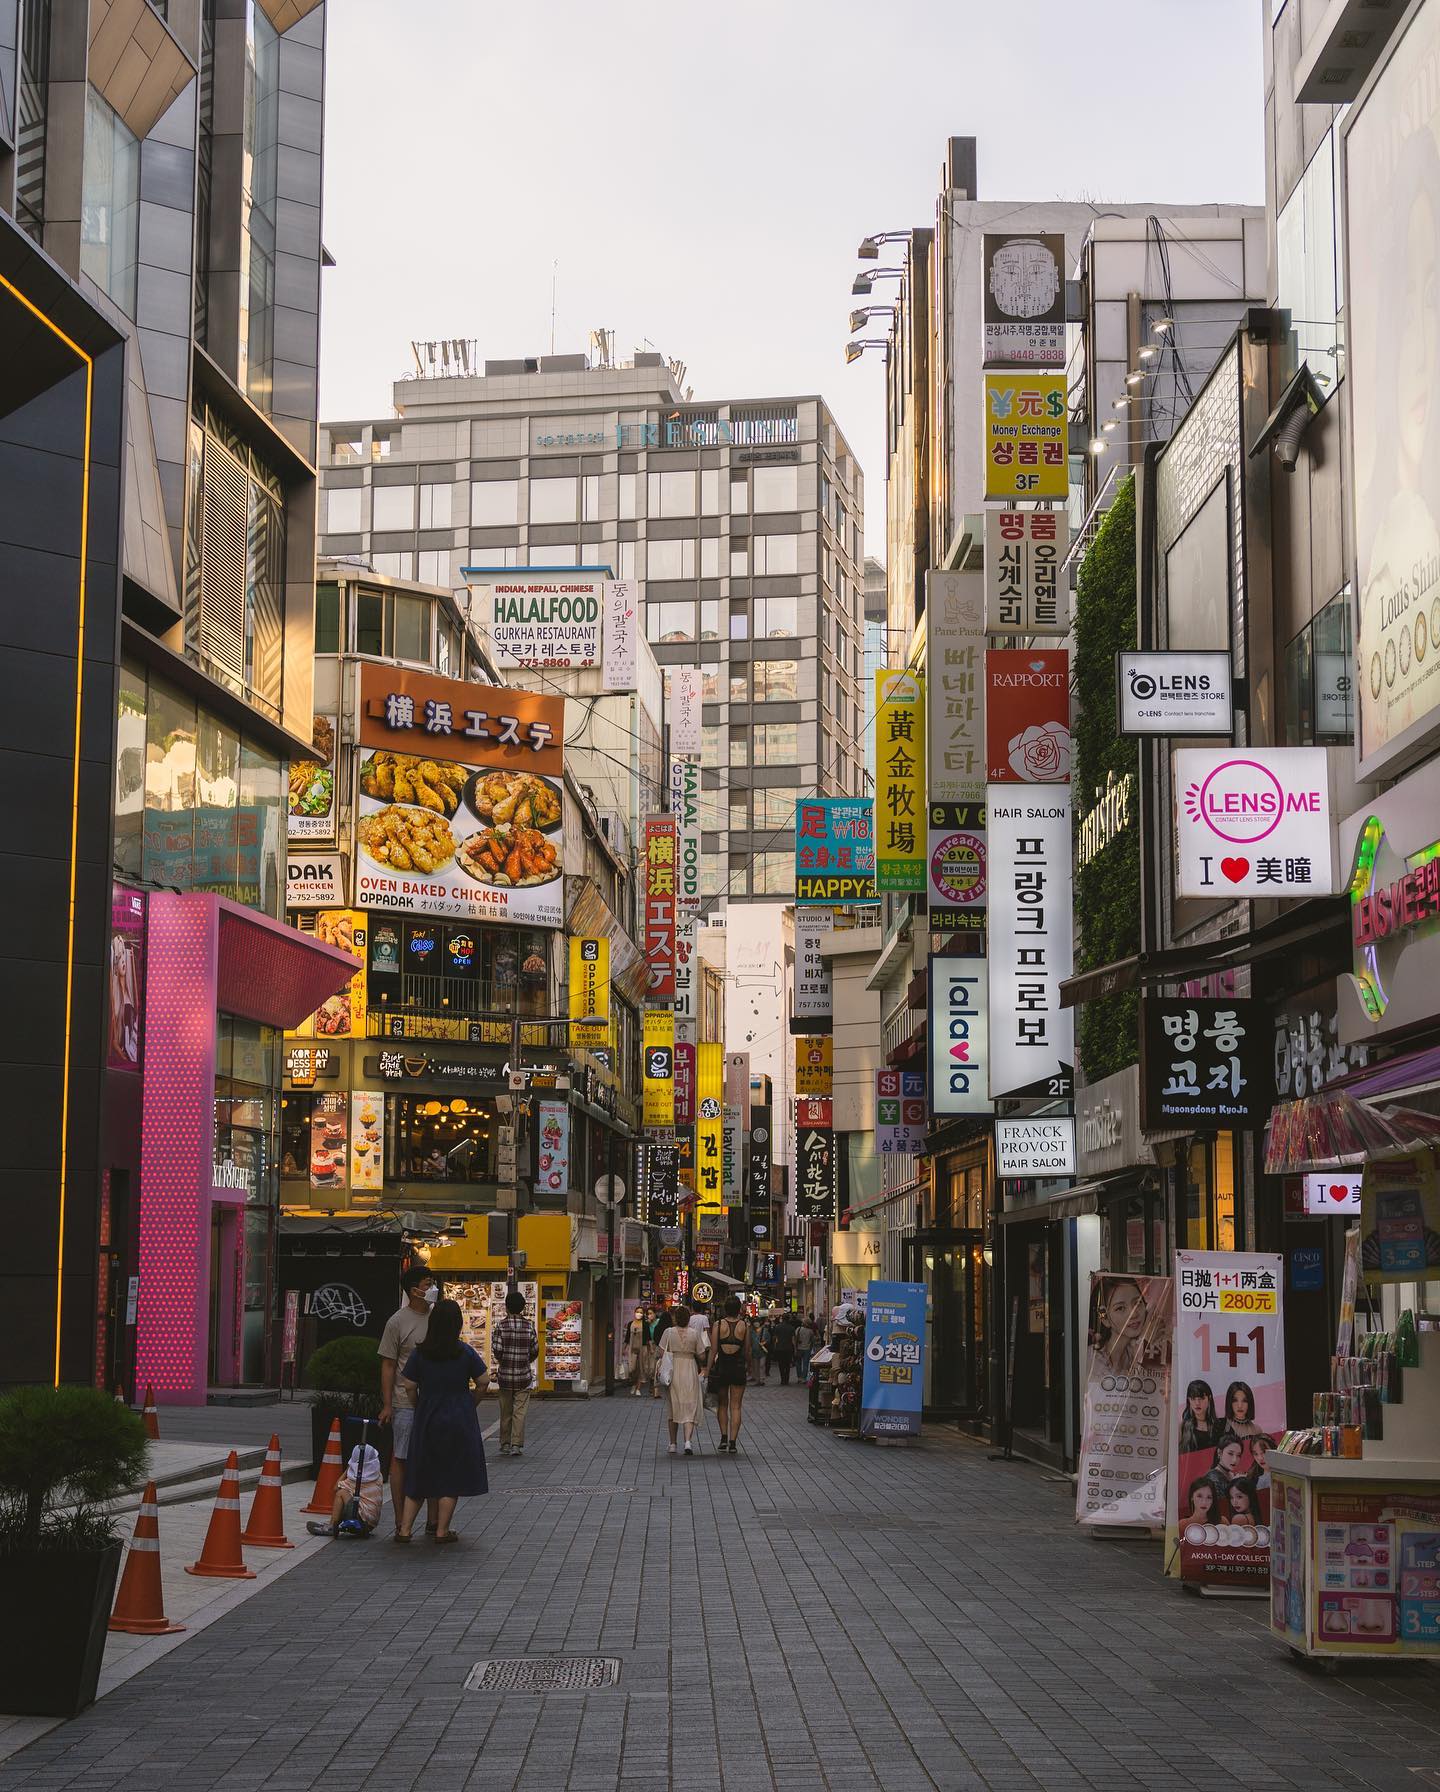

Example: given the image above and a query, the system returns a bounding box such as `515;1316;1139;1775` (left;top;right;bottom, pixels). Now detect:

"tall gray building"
319;349;866;904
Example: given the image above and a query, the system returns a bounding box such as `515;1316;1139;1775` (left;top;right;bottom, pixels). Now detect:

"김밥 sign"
926;572;985;803
995;1115;1077;1177
1141;998;1263;1128
474;577;604;670
1117;652;1233;736
987;794;1074;1102
928;802;986;933
930;961;990;1116
875;672;926;892
354;667;565;926
983;233;1067;366
795;798;877;904
695;1042;725;1214
1174;748;1334;899
982;372;1067;500
984;510;1070;635
987;650;1071;782
643;815;678;1000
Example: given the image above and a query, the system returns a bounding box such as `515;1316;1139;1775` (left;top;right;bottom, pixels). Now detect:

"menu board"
309;1093;347;1193
349;1090;384;1192
544;1299;583;1380
449;1278;539;1388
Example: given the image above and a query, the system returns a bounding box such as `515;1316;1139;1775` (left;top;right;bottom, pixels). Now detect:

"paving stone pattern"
4;1386;1439;1791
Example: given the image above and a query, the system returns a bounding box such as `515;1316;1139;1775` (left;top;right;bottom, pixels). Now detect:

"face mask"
425;1285;439;1307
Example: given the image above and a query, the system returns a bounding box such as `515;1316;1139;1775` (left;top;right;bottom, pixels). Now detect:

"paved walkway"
4;1385;1438;1791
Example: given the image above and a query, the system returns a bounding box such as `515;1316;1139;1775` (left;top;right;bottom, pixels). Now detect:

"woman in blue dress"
396;1297;489;1543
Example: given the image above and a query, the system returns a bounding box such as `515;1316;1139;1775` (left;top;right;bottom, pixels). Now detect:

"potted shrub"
0;1386;149;1717
304;1336;389;1475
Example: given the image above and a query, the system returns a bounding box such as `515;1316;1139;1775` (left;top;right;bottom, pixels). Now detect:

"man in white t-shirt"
378;1266;436;1533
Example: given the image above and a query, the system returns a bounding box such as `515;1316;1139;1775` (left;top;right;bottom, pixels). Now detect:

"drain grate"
466;1656;621;1693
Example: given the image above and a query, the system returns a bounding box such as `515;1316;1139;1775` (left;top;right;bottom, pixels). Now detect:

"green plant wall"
1072;475;1140;1083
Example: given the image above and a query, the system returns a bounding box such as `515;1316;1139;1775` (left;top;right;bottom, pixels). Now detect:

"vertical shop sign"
108;885;146;1071
794;1035;833;1098
982;371;1068;500
984;509;1070;635
723;1105;742;1206
725;1051;751;1128
748;1107;772;1209
290;910;367;1040
1075;1272;1174;1529
642;1010;675;1131
875;671;926;892
673;914;697;1038
670;668;704;758
930;961;990;1115
672;1040;696;1127
669;755;702;914
795;1097;835;1219
926;572;985;803
1140;998;1264;1128
643;814;677;999
927;803;987;934
1169;1251;1285;1586
695;1042;724;1214
348;1091;385;1193
986;650;1071;782
288;713;339;842
982;232;1066;365
987;792;1074;1101
533;1099;570;1199
860;1283;927;1439
602;580;639;692
792;910;833;1027
794;798;877;904
568;936;610;1048
309;1093;347;1194
876;1069;927;1153
648;1141;680;1224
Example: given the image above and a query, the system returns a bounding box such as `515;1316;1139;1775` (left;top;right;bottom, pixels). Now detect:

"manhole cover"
465;1657;621;1693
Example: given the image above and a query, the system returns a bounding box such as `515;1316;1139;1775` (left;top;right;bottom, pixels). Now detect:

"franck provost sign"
1173;748;1334;898
1117;652;1233;737
995;1116;1077;1178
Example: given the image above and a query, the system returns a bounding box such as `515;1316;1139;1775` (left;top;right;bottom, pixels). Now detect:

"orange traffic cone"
109;1482;185;1635
301;1418;344;1515
113;1382;126;1405
141;1384;160;1441
241;1434;293;1549
184;1451;255;1580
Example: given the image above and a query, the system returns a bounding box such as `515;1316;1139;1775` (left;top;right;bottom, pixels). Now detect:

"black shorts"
709;1350;747;1389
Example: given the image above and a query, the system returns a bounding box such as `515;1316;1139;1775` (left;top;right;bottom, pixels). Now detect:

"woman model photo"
1178;1379;1220;1454
1226;1478;1259;1523
1220;1380;1260;1440
1088;1276;1155;1376
1182;1477;1219;1525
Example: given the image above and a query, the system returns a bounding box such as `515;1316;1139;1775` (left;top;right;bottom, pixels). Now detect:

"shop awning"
212;898;358;1030
997;1175;1131;1225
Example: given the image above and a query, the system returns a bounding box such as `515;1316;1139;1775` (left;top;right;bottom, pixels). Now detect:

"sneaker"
512;1447;523;1458
668;1443;676;1455
683;1443;693;1456
306;1520;336;1538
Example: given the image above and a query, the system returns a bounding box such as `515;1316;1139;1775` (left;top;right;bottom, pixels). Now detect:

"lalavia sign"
1173;748;1333;898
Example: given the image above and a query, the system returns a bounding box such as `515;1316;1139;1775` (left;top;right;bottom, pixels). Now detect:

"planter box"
0;1541;121;1717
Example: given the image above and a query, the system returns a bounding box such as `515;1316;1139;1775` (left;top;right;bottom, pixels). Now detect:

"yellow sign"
289;910;367;1040
695;1041;724;1214
795;1035;833;1098
569;936;610;1048
982;372;1068;500
1218;1289;1277;1314
875;671;926;893
642;1009;675;1130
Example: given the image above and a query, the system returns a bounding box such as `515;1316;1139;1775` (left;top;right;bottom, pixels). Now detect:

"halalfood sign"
474;578;604;670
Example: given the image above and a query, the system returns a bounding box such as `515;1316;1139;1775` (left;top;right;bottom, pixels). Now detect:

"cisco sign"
1117;651;1233;737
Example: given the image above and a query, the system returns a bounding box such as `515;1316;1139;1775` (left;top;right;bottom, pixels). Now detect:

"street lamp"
857;231;912;260
845;339;889;365
852;267;906;297
850;304;895;333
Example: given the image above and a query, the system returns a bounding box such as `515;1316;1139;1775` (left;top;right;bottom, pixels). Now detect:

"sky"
318;0;1266;554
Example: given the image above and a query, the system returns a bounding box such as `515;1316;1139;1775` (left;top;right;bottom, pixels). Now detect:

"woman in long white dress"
660;1304;707;1456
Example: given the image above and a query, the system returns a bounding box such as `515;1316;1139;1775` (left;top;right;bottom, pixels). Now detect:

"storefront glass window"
1214;1132;1236;1250
392;1096;496;1183
1185;1142;1210;1249
115;655;147;881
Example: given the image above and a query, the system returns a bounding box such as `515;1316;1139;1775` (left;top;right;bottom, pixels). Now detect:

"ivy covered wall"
1073;475;1140;1083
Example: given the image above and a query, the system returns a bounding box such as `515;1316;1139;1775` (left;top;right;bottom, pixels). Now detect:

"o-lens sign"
1174;748;1334;899
931;961;989;1115
1117;652;1233;737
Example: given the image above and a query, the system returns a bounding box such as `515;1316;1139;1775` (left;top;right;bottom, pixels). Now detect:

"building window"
701;723;720;764
729;607;749;639
1276;128;1341;397
324;486;363;535
646;601;695;643
619;472;642;520
471;479;519;526
648;538;696;581
700;599;719;639
618;540;636;579
530;477;577;524
238;2;279;413
752;465;799;512
754;595;799;638
371;552;415;579
1283;589;1353;745
701;469;723;515
753;658;798;701
730;544;749;578
729;732;748;767
372;432;395;459
529;543;578;567
729;669;748;702
372;484;416;532
330;434;365;465
700;537;721;579
648;471;697;517
582;474;601;522
80;88;140;314
756;788;797;828
700;667;721;702
417;549;452;587
437;615;461;676
730;475;748;513
754;722;798;764
752;533;799;576
753;852;797;895
392;594;431;663
314;582;340;654
419;483;453;529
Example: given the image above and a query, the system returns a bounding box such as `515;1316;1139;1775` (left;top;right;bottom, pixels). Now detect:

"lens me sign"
1174;748;1333;898
930;962;989;1115
1118;651;1232;737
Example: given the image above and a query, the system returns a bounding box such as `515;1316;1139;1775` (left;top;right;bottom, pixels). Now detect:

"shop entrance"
906;1230;987;1420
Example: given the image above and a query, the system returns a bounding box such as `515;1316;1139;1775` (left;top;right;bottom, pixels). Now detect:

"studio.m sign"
1174;748;1334;899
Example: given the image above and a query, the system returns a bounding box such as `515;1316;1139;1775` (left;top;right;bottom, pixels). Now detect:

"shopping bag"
657;1350;673;1389
617;1358;631;1382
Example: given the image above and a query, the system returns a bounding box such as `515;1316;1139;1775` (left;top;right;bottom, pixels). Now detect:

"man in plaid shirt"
495;1288;539;1457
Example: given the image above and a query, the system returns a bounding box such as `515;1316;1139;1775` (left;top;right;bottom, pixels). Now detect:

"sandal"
434;1531;458;1545
392;1531;413;1544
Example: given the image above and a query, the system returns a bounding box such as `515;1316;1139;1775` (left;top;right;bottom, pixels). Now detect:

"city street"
4;1386;1437;1792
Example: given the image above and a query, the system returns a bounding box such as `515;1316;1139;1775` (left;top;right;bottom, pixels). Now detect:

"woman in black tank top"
709;1295;750;1454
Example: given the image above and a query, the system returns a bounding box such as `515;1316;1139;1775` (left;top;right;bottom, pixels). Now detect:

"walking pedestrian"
494;1288;538;1458
378;1264;438;1534
658;1303;706;1455
625;1305;651;1396
709;1296;750;1454
395;1298;489;1543
651;1304;675;1398
772;1313;796;1385
747;1311;765;1385
795;1315;816;1383
760;1317;773;1381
